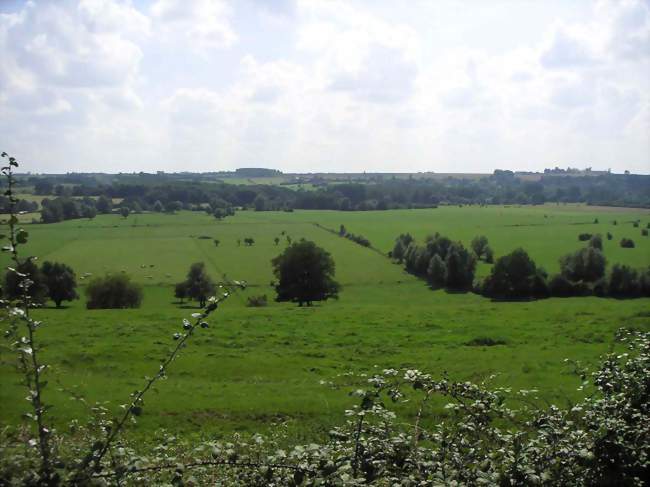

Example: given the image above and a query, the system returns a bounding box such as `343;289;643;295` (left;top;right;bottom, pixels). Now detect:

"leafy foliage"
481;248;549;299
182;262;216;307
86;273;143;309
41;261;78;307
272;240;339;306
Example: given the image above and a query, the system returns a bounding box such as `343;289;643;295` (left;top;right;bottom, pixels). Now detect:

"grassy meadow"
1;204;649;441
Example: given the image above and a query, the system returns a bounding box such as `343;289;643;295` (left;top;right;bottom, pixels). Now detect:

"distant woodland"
3;169;649;222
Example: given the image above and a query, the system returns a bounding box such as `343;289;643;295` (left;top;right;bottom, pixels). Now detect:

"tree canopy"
272;240;340;306
41;261;78;307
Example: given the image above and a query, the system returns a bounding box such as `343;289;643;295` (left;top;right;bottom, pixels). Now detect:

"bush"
588;233;603;250
608;264;639;298
85;273;143;309
578;233;592;241
642;229;648;237
481;248;548;299
246;294;268;307
548;274;590;297
560;246;606;282
607;232;613;240
620;238;635;248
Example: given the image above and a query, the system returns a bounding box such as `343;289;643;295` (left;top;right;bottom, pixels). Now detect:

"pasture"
1;205;649;440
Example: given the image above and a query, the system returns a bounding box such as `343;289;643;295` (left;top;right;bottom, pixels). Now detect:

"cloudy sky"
1;0;648;174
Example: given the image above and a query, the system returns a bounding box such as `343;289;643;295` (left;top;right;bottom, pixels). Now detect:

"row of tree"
338;225;371;247
390;232;650;299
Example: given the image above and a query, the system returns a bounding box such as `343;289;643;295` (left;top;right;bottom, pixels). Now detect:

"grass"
1;205;649;441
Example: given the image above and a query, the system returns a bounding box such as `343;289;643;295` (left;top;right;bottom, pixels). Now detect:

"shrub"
85;273;143;309
427;254;446;288
548;274;590;297
589;233;603;250
642;229;648;237
607;231;613;240
481;248;547;299
246;294;268;307
608;264;639;298
578;233;592;241
560;246;606;282
620;238;635;248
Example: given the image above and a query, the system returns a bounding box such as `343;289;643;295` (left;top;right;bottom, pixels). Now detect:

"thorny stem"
1;153;53;481
412;388;433;450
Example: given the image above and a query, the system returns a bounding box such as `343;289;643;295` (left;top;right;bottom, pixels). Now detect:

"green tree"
153;200;164;212
85;273;142;309
427;254;446;289
471;235;489;260
3;259;48;304
560;247;606;282
119;207;130;218
185;262;216;307
174;281;188;304
41;261;78;307
608;264;639;298
272;240;340;306
253;195;267;211
481;248;546;299
444;242;476;290
589;234;603;250
95;195;112;214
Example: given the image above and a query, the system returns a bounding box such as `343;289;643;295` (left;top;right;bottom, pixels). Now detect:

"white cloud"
150;0;236;50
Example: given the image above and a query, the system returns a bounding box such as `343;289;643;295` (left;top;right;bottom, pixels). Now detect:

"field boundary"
311;222;388;258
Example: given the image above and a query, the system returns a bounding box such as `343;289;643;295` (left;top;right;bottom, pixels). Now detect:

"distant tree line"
390;232;650;299
7;170;649;225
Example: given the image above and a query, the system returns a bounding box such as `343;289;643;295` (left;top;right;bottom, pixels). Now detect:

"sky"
0;0;649;174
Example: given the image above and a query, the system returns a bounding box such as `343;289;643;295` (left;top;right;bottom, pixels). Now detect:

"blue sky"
1;0;648;174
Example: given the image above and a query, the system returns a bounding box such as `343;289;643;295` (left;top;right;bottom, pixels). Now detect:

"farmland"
1;205;649;440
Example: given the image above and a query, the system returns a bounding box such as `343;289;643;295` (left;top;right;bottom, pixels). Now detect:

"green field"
1;205;649;440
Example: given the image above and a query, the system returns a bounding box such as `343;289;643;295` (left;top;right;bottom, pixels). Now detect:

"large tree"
184;262;216;307
41;261;78;307
272;240;339;306
481;248;547;299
